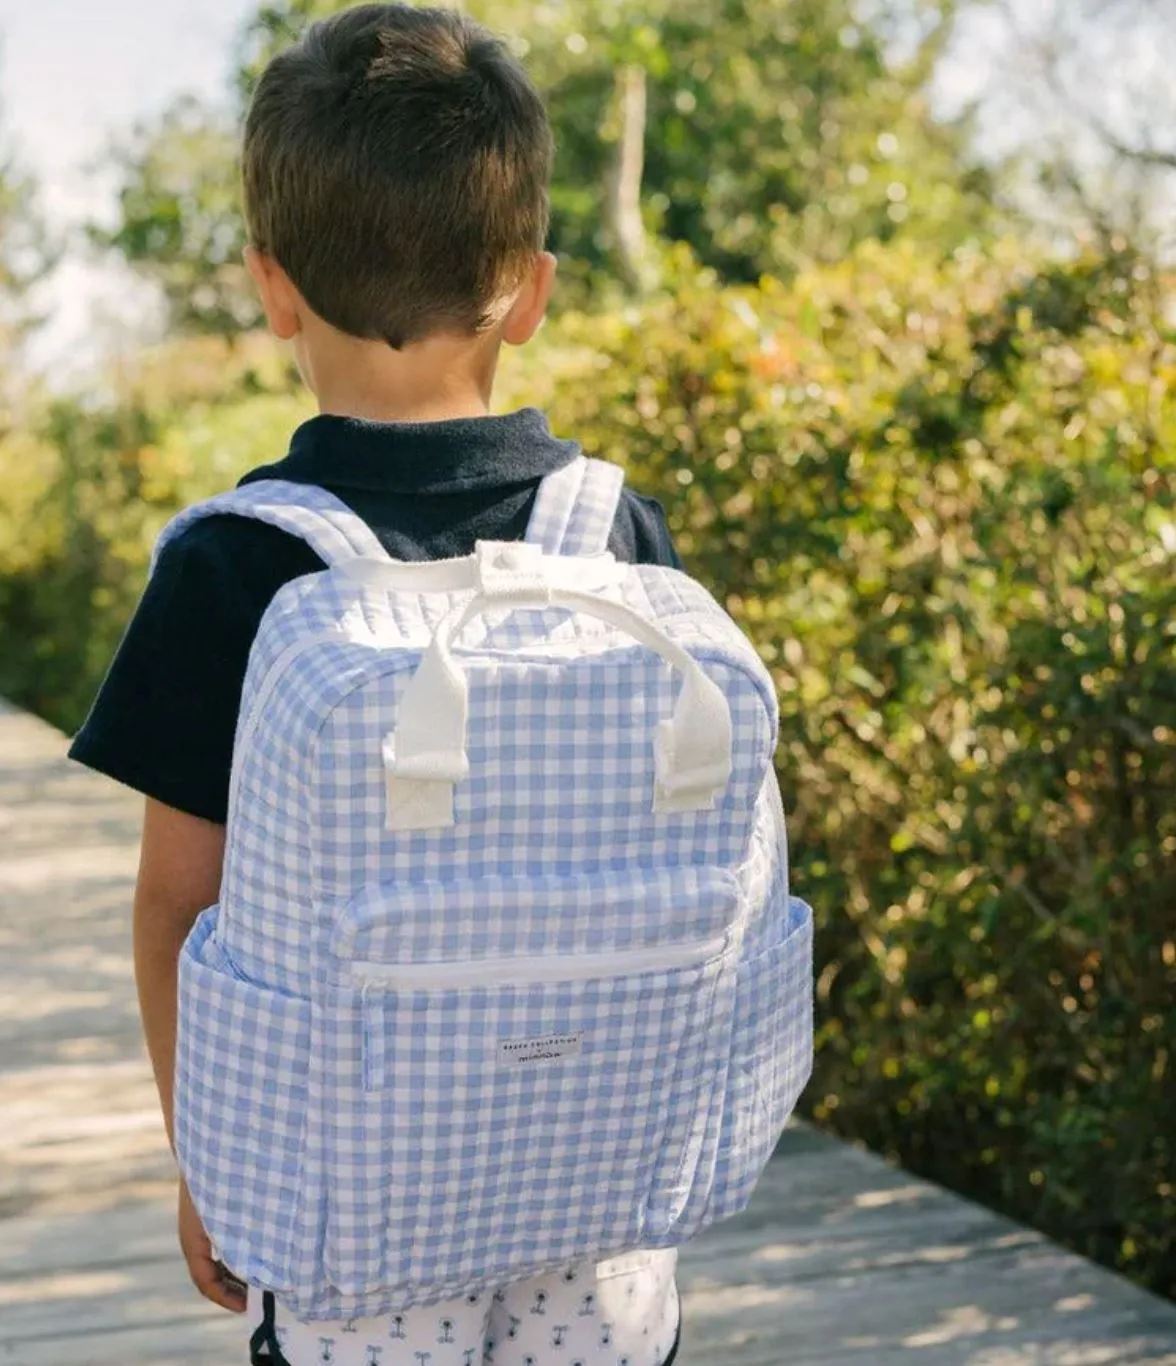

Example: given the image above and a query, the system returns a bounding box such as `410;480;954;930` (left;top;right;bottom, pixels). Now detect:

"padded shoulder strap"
525;456;625;556
150;479;391;574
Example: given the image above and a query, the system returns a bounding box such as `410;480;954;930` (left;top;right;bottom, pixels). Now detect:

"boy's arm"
134;797;224;1144
614;490;682;570
134;797;245;1313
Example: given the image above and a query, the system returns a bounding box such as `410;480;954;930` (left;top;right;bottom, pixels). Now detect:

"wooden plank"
0;1059;173;1219
0;1241;235;1346
3;699;1176;1366
1;1323;241;1366
0;1202;181;1283
675;1134;1176;1364
0;708;144;1078
4;1131;1176;1365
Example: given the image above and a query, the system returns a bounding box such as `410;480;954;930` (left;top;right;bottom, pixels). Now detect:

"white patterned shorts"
248;1251;680;1366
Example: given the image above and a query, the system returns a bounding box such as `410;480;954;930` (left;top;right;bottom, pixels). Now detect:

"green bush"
1;241;1173;1297
503;240;1176;1296
0;336;308;728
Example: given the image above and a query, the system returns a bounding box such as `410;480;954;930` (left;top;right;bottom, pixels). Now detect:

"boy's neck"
304;326;500;425
316;376;492;425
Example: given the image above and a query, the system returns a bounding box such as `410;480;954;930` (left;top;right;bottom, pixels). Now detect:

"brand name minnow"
499;1032;584;1065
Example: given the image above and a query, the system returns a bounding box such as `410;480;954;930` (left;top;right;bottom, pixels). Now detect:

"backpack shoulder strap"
525;456;625;556
150;479;391;574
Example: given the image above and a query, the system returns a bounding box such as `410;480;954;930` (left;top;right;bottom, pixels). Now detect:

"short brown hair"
243;4;552;348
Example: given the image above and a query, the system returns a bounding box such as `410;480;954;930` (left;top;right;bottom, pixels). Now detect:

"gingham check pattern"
153;478;392;572
524;457;626;555
175;911;311;1290
166;464;813;1322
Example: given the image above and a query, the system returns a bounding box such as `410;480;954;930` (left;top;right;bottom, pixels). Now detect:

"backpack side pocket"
175;908;312;1291
708;896;814;1224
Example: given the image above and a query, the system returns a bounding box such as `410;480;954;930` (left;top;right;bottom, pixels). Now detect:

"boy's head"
242;4;554;355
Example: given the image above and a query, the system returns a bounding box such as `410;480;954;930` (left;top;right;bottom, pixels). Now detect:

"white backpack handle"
383;587;734;832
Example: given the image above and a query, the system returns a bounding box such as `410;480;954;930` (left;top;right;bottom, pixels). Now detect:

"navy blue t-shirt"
69;408;680;824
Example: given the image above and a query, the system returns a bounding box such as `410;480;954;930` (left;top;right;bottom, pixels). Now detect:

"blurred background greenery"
0;0;1173;1302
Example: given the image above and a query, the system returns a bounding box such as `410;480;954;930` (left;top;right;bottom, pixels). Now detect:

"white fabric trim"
151;479;392;572
525;457;625;556
335;541;624;597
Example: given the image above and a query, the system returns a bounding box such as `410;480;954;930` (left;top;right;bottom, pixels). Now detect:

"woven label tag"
499;1032;583;1066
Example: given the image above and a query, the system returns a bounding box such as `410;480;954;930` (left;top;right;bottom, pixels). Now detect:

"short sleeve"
611;490;683;569
68;518;321;823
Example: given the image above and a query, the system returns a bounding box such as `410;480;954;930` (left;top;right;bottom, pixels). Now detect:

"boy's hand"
179;1179;247;1313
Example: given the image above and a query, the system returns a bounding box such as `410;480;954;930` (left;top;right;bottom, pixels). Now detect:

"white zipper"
350;930;731;990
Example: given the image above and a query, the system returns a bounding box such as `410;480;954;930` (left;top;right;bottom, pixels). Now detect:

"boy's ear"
243;246;302;342
501;252;557;347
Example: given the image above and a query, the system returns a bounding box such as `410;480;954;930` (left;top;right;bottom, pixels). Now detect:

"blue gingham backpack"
167;456;813;1321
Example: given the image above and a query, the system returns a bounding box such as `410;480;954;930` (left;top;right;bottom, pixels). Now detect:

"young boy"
70;6;682;1363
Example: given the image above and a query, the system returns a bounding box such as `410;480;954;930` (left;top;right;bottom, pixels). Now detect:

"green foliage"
101;0;996;331
0;120;56;416
512;0;996;283
0;337;308;726
500;242;1176;1297
96;97;262;338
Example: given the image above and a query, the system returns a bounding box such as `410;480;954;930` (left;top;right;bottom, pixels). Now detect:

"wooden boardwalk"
3;697;1176;1365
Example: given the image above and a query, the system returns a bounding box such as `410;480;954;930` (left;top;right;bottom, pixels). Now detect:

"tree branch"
998;0;1176;173
605;64;650;292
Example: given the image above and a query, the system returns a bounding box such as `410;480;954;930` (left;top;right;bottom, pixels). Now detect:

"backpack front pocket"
175;908;312;1291
318;868;740;1302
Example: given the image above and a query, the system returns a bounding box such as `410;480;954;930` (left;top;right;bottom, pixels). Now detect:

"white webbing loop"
381;636;472;833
